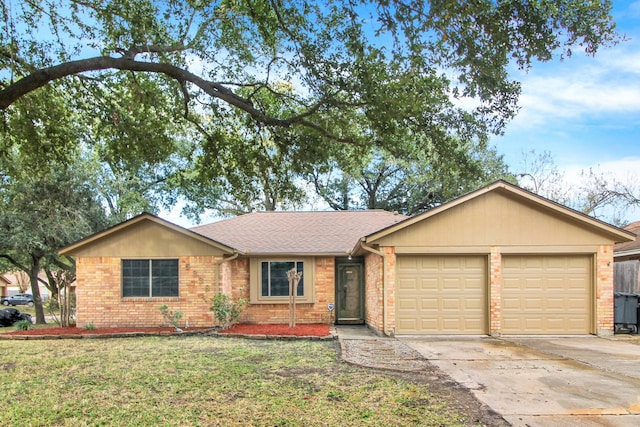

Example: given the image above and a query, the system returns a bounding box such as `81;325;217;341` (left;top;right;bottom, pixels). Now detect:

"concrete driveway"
399;336;640;427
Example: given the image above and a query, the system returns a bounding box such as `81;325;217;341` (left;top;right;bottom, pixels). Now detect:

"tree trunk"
29;255;46;324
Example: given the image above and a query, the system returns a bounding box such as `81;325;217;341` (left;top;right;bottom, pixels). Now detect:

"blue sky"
493;1;640;175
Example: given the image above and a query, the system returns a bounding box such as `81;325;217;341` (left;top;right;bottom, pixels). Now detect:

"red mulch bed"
220;323;330;337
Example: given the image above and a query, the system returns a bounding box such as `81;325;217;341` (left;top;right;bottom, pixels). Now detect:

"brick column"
596;245;614;337
384;247;396;336
489;247;502;336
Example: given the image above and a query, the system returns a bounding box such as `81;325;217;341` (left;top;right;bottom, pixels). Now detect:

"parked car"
1;293;34;307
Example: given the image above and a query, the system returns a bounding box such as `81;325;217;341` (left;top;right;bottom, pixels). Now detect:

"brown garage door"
502;255;592;335
396;255;487;334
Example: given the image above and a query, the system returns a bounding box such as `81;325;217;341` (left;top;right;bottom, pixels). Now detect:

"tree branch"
0;254;29;274
0;56;361;145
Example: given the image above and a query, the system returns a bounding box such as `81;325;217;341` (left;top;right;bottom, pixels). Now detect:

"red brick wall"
363;248;394;336
364;252;382;331
489;248;502;336
77;256;337;328
596;244;614;336
220;257;336;324
75;256;221;328
384;247;396;335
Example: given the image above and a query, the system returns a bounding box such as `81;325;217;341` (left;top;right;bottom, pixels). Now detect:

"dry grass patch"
1;337;483;426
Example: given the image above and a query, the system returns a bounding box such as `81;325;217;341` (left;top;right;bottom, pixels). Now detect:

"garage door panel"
417;278;436;291
397;255;487;334
420;298;438;310
443;278;463;290
398;298;417;310
442;298;462;310
402;280;419;291
502;255;591;335
502;297;521;309
398;318;417;331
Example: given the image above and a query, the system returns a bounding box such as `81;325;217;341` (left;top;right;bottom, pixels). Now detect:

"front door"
335;258;364;324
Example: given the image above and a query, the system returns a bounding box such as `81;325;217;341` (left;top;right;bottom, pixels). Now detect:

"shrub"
14;319;31;331
84;323;96;331
158;305;183;331
210;293;246;329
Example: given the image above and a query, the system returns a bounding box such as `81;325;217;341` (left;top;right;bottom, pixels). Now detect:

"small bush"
210;293;246;329
84;323;96;331
158;305;183;330
14;320;31;331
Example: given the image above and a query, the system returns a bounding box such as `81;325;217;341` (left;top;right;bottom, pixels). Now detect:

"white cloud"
563;157;640;185
507;40;640;129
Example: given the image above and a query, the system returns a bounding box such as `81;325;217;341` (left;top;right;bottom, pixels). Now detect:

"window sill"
249;298;315;305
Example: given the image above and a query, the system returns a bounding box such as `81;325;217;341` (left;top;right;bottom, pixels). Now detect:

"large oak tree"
0;1;618;166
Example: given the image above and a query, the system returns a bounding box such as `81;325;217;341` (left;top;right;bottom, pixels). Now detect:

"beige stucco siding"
70;221;228;257
375;191;618;249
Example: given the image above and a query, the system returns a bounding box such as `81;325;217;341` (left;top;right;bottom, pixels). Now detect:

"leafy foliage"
158;304;184;330
13;319;31;331
0;144;109;323
313;145;515;215
0;1;619;213
210;292;246;329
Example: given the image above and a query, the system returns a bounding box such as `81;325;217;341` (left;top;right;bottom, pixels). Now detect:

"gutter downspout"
360;240;388;336
216;252;240;294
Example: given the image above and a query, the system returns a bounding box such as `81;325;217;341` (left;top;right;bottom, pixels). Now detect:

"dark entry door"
336;259;364;324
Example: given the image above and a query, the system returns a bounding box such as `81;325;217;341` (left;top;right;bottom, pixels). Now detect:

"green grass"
0;337;474;426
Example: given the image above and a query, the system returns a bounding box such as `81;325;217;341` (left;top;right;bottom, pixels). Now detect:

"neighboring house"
0;275;10;298
60;181;635;337
614;221;640;293
0;271;52;301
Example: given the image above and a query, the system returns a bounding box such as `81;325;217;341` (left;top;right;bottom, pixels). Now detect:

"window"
249;258;315;304
261;261;304;297
122;259;179;298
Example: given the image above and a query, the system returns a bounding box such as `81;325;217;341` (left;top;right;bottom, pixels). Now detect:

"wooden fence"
614;260;640;293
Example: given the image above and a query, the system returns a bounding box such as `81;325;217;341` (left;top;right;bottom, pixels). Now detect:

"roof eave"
614;249;640;258
237;251;353;257
59;213;238;256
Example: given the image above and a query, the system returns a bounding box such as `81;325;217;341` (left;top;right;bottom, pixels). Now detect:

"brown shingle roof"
614;221;640;254
191;210;407;255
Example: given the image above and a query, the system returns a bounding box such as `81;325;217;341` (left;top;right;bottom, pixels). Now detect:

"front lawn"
0;336;484;426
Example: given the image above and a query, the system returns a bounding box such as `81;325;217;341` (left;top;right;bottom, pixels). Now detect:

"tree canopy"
1;1;618;163
0;149;109;323
0;0;622;223
313;144;514;214
0;1;625;324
